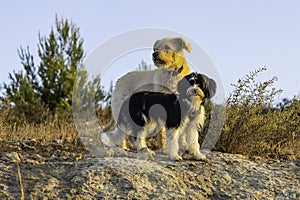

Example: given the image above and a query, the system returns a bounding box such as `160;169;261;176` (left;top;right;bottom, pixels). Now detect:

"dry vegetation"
214;68;300;160
0;68;299;161
0;109;81;153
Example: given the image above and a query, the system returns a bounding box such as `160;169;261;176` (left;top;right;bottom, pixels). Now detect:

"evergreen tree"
2;16;104;123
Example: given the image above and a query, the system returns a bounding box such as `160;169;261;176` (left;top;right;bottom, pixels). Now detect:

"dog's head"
152;37;192;76
177;72;216;105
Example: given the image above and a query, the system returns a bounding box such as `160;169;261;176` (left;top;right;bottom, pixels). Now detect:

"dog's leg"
136;121;156;160
156;127;167;154
178;131;188;154
136;128;155;160
185;125;207;161
101;126;127;148
166;128;182;161
137;128;148;150
122;137;134;151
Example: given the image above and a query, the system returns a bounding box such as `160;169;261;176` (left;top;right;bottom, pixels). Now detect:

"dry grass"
214;68;300;160
0;111;83;153
1;68;299;161
12;152;25;200
215;100;300;160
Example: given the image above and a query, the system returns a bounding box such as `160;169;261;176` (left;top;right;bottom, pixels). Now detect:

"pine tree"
2;16;104;123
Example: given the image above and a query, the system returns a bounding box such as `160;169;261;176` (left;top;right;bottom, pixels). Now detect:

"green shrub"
215;67;300;160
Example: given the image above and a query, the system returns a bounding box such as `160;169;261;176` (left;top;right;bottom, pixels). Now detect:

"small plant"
215;67;300;160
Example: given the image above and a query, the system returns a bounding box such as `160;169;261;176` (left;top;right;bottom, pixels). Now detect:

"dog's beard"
153;57;168;67
186;87;204;97
153;61;166;68
152;50;176;67
186;87;205;110
152;49;191;77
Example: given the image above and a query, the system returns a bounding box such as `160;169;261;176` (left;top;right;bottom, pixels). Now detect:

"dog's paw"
194;153;210;163
137;147;155;160
170;155;182;162
140;147;155;154
157;147;168;155
176;156;183;162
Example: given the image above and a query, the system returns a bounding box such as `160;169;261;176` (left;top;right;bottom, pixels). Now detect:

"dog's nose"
152;52;159;59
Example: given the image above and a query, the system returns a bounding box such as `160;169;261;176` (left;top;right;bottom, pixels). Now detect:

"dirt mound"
0;145;299;199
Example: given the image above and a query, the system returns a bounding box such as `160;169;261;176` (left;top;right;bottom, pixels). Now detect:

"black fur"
177;72;216;99
117;72;216;136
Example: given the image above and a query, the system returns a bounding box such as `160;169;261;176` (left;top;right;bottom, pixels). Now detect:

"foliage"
2;16;104;123
215;67;300;160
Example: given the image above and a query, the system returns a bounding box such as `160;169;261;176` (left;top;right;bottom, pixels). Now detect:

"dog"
107;37;193;150
152;37;192;77
111;68;181;125
110;37;192;122
101;72;216;161
107;68;181;151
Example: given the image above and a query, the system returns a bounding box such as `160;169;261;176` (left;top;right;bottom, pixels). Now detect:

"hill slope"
0;146;299;199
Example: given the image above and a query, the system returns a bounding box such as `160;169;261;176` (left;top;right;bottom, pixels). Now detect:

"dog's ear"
200;74;217;99
174;37;192;53
207;77;217;98
153;39;160;50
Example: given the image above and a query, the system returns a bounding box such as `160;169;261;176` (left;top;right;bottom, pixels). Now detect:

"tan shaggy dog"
110;37;193;122
102;37;193;157
152;37;192;77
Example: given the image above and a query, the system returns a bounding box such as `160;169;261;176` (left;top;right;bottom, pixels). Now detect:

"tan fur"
110;68;181;153
153;37;192;77
101;86;207;161
102;37;193;154
111;68;181;122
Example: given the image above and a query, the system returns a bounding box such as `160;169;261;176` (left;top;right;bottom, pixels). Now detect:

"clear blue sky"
1;1;300;100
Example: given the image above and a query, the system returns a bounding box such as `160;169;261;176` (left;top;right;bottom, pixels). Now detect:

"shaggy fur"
111;37;192;122
152;37;192;77
108;37;193;150
111;68;181;125
101;73;216;161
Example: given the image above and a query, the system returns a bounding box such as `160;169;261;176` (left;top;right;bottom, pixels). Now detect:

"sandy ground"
0;140;299;199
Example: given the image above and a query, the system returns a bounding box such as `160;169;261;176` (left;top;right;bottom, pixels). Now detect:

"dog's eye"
189;79;195;85
164;45;171;50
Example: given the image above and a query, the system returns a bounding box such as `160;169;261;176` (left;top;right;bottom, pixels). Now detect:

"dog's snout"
152;51;159;59
186;87;204;97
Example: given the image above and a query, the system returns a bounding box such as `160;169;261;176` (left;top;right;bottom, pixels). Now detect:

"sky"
1;1;300;101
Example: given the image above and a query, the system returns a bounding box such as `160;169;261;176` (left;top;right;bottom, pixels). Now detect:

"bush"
215;67;300;160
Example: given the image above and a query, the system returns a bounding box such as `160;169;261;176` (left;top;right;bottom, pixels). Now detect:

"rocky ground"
0;141;299;199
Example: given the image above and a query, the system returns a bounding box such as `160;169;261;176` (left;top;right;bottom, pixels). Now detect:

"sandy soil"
0;140;299;199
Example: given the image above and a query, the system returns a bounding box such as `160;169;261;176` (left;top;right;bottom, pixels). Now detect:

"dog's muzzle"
187;87;204;98
152;51;159;59
152;51;163;65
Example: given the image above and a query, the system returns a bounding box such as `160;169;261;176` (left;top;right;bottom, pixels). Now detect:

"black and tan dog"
108;37;193;151
101;72;216;161
111;37;193;120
